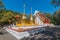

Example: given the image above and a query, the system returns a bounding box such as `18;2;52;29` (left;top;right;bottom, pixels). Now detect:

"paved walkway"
0;32;17;40
0;28;17;40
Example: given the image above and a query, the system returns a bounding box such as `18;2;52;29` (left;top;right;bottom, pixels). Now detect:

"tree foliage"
51;0;60;7
45;10;60;25
53;10;60;25
0;10;21;25
44;13;54;24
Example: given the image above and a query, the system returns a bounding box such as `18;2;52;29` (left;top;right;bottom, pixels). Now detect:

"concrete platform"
5;28;30;40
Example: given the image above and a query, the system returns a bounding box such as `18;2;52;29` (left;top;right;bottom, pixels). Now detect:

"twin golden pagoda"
16;4;35;27
16;4;51;27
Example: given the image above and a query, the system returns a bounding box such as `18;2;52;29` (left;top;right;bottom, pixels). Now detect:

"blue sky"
2;0;60;15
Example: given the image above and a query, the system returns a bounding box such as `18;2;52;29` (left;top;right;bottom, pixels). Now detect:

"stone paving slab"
0;31;17;40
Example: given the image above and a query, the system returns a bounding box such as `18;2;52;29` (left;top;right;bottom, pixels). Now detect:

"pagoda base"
5;28;30;40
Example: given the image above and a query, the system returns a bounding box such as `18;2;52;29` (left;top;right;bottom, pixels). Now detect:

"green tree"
0;10;18;25
53;10;60;25
51;0;60;7
44;13;55;24
0;0;22;25
0;0;5;10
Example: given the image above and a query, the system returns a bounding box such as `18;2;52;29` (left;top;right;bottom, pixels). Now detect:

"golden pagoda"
16;4;27;27
29;8;33;26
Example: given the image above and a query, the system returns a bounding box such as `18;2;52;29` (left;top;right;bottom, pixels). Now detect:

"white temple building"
34;11;44;25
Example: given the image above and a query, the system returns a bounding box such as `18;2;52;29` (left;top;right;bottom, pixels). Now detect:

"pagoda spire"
30;7;33;26
30;7;33;20
24;3;25;14
22;3;26;19
31;7;32;14
22;3;26;26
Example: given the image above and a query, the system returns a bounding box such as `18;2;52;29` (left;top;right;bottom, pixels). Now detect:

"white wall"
34;10;43;25
35;16;43;25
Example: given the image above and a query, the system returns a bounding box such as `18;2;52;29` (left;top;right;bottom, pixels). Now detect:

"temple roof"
34;10;40;16
34;10;51;23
